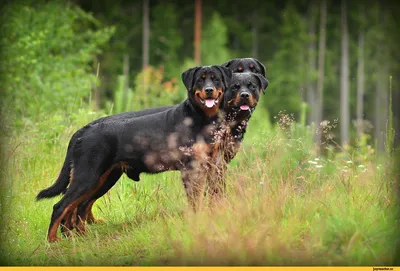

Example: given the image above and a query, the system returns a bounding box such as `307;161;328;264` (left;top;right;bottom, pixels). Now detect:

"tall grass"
0;105;397;265
386;76;395;154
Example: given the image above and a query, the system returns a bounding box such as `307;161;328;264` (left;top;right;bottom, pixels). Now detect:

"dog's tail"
36;148;72;201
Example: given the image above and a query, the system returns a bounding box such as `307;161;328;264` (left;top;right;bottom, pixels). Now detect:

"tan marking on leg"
47;164;120;242
69;167;75;185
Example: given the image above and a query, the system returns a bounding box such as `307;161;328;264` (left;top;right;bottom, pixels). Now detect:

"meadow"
0;101;397;266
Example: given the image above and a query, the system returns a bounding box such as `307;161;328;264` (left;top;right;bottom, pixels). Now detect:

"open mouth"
198;93;221;108
240;104;250;111
232;102;256;112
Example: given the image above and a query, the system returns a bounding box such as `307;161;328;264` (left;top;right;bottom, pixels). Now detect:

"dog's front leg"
181;167;207;212
206;151;227;206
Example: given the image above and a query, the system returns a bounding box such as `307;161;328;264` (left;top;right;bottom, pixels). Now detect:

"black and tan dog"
36;57;266;200
205;58;268;198
36;106;176;235
37;65;232;242
206;71;268;198
221;58;267;163
222;57;266;78
75;58;268;226
37;58;267;237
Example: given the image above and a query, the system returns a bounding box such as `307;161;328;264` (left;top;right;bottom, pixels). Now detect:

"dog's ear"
215;66;233;90
181;66;200;91
253;73;269;94
221;59;236;69
252;58;266;77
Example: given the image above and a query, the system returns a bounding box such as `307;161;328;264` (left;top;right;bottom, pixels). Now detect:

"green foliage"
201;12;230;66
0;1;114;126
109;59;198;114
267;3;308;119
386;76;395;154
359;134;376;163
0;105;397;265
130;66;182;112
113;75;134;113
0;0;398;265
150;3;183;80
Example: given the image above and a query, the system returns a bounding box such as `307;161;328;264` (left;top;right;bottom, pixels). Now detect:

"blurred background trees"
1;0;399;152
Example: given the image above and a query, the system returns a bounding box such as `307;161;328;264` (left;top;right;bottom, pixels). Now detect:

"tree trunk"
194;0;202;65
315;0;327;146
307;0;317;126
251;10;258;58
356;16;365;137
123;54;129;111
142;0;149;69
381;63;389;151
375;6;390;153
374;64;388;153
340;0;350;147
375;68;384;152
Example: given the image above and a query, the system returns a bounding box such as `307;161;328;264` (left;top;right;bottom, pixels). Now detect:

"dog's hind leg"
47;163;117;242
60;208;76;237
75;167;123;229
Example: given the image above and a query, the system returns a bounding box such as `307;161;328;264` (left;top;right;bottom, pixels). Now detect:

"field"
0;105;398;266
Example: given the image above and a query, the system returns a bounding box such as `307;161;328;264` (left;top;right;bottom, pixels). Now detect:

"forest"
2;0;399;148
0;0;399;266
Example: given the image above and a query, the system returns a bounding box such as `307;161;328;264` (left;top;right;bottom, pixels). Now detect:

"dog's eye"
231;84;240;91
248;83;256;90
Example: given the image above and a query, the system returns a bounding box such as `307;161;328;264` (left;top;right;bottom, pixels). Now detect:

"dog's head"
224;72;269;117
182;65;232;117
222;57;265;75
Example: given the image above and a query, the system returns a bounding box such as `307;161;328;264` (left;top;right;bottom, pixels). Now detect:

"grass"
0;105;398;266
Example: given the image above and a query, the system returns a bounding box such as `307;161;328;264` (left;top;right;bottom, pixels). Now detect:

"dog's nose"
240;92;250;99
205;87;214;95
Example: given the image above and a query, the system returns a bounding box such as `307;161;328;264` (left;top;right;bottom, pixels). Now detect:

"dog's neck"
183;99;223;124
223;109;252;143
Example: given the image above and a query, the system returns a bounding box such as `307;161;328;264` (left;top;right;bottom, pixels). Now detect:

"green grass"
0;106;398;265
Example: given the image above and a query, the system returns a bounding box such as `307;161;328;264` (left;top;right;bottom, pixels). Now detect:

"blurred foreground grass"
0;104;397;265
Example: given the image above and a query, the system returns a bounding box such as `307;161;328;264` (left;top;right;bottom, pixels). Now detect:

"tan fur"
194;88;223;117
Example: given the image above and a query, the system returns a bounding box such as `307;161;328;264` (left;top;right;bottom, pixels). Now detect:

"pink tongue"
205;99;215;108
240;105;250;110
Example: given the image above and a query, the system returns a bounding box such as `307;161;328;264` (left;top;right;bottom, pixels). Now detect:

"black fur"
224;72;268;150
72;61;267;230
37;65;232;242
222;57;267;94
36;106;174;200
204;70;269;199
